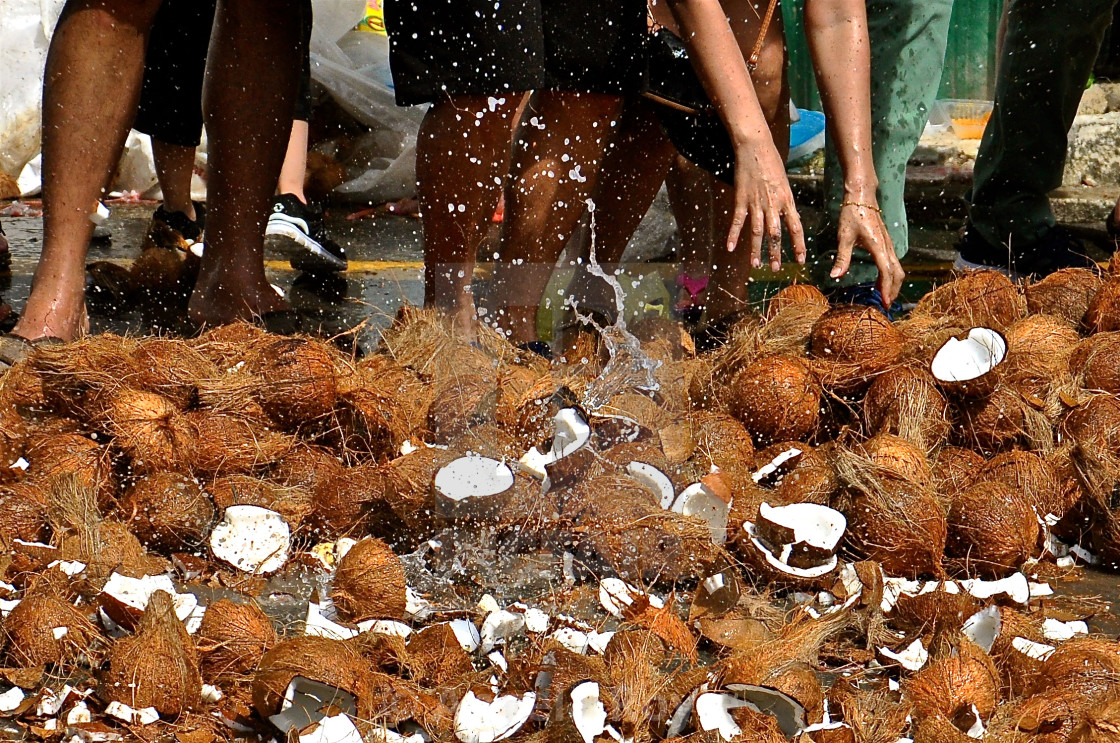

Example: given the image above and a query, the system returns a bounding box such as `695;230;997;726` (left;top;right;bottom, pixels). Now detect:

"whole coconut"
330;537;408;622
118;472;215;552
931;446;985;499
958;387;1053;455
207;475;312;531
271;445;345;491
383;446;460;530
861;433;933;487
863;365;949;452
191;321;273;369
976;451;1067;520
726;356;820;445
1070;333;1120;394
197;599;276;682
26;433;116;509
249;337;340;429
1085;279;1120;334
0;407;26;482
1060;394;1120;453
809;306;903;392
1025;268;1104;328
766;283;829;319
307;464;387;540
99;388;183;474
178;411;294;477
3;593;101;668
426;374;499;442
101;591;202;718
130;338;219;409
1001;315;1080;396
905;640;1000;723
913;270;1026;330
946;481;1039;577
0;486;50;543
32;335;142;420
405;623;474;686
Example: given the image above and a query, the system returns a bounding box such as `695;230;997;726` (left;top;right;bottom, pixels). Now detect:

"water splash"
576;199;661;410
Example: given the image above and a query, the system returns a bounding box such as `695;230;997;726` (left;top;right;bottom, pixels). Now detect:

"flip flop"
0;334;64;374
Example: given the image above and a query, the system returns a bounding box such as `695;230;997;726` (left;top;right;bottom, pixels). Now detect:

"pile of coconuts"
0;266;1119;742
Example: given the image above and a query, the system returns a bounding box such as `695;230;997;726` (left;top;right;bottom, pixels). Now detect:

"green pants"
813;0;955;286
969;0;1117;249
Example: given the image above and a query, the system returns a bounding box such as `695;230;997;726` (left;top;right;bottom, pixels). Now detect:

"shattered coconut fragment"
210;505;290;574
433;455;515;518
454;691;536;743
98;573;198;630
598;578;664;618
880;638;929;671
671;475;732;544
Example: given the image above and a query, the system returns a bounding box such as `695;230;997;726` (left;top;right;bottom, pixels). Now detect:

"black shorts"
133;0;314;147
384;0;647;106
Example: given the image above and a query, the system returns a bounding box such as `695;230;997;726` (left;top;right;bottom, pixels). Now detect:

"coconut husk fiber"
270;444;345;491
26;432;117;510
1001;315;1080;398
176;410;295;477
190;321;274;369
572;474;725;583
56;519;170;581
382;445;460;528
31;335;143;420
1085;278;1120;334
725;355;821;445
97;388;186;475
101;590;202;718
834;451;947;579
1060;394;1120;453
378;305;503;383
753;441;838;506
1070;332;1120;395
946;481;1039;578
196;599;276;683
931;446;985;499
1028;637;1120;696
1068;698;1120;742
758;301;829;358
117;471;215;552
0;486;51;543
1024;268;1104;329
766;283;829;320
330;537;408;622
860;433;933;488
0;407;26;482
251;635;376;719
828;681;910;743
905;638;1000;724
975;451;1068;522
894;315;969;365
863;364;949;453
426;374;500;443
306;463;388;540
127;337;218;409
248;336;341;430
809;306;903;394
207;474;312;531
913;270;1027;331
2;592;102;668
405;623;475;687
956;386;1054;456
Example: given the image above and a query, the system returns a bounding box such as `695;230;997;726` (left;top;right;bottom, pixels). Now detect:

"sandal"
0;334;64;374
673;273;709;326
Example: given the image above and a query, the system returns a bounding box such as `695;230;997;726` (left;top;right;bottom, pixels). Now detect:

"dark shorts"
134;0;313;147
384;0;647;106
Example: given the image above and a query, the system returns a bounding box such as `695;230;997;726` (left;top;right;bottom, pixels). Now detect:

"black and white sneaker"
265;194;347;273
954;222;1098;280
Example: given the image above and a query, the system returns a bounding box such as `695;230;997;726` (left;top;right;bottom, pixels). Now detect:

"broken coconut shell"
330;537;408;622
726;356;821;445
197;599;277;682
101;590;202;718
809;306;904;393
251;635;373;718
946;481;1038;577
118;471;215;552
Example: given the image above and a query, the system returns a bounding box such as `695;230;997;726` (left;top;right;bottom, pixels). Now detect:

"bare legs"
14;0;162;342
416;95;523;335
187;0;303;327
492;91;624;345
151;140;198;219
277;119;310;202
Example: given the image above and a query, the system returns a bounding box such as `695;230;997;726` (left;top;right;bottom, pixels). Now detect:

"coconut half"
628;461;676;509
569;682;608;743
931;328;1007;397
755;502;846;568
433;456;516;518
696;685;807;741
98;573;198;630
210;505;291;575
454;691;536;743
480;609;526;653
671;479;732;544
742;521;839;581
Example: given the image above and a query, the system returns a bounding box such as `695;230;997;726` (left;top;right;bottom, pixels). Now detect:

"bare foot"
11;274;89;342
187;267;287;329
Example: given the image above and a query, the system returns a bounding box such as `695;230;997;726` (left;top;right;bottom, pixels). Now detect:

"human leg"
277;120;310;202
151;141;199;220
187;0;303;327
965;0;1116;267
817;0;954;286
13;0;163;342
492;91;625;345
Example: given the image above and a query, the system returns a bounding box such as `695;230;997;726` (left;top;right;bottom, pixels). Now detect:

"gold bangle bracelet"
840;201;881;213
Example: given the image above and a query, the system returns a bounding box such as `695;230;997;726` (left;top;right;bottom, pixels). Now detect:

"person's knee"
63;0;163;33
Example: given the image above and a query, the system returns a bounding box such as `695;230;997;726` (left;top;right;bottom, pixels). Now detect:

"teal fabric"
968;0;1117;250
811;0;954;287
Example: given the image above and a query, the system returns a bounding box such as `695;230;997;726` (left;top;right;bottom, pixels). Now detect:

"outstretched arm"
663;0;806;271
804;0;904;306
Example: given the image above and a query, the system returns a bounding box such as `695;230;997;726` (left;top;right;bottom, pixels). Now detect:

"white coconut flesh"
552;408;592;459
962;606;1002;653
454;691;536;743
570;682;608;743
752;447;803;485
448;618;482;652
672;483;731;544
304;602;358;641
742;522;838;579
435;457;515;502
480;610;526;653
931;327;1006;383
879;638;929;671
695;693;749;741
518;447;554;480
1012;637;1055;661
1042;617;1088;641
757;502;846;558
598;578;664;618
627;461;675;509
271;676;358;737
210;505;291;575
723;685;807;738
99;573;199;626
298;714;364;743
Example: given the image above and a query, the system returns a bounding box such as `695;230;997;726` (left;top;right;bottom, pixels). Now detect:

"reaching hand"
727;142;806;273
832;201;904;308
